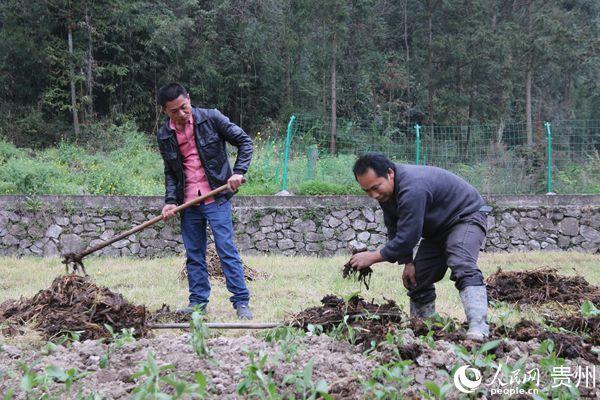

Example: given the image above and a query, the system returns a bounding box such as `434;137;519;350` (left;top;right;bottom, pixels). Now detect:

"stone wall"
0;195;599;258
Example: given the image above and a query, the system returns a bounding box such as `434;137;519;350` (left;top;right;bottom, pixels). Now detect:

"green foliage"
297;180;356;195
420;377;454;400
261;326;305;362
580;300;600;319
44;365;86;392
0;121;597;196
554;154;600;194
0;139;24;163
363;359;413;399
236;350;279;399
0;122;163;195
282;358;332;400
189;309;211;357
130;351;176;399
100;325;136;369
50;329;84;345
532;339;581;399
452;340;501;370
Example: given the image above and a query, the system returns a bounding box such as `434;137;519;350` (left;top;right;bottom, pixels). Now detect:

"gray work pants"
408;211;488;304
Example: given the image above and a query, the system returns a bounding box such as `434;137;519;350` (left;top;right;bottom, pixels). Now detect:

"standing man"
348;153;491;340
156;83;253;320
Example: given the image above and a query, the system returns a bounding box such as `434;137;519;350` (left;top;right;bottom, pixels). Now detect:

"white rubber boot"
459;285;490;341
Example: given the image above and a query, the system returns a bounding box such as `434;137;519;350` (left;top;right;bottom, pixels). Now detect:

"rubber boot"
459;285;490;341
409;300;436;318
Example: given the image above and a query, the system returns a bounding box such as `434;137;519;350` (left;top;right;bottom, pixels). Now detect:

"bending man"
348;153;491;340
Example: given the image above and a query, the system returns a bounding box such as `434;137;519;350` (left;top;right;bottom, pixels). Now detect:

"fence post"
415;124;421;165
545;122;553;194
281;115;296;192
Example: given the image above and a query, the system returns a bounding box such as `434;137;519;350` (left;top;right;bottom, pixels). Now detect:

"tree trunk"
330;31;337;154
497;119;505;144
426;4;434;126
403;0;410;95
466;61;475;157
67;23;80;138
525;0;533;145
85;5;94;119
525;67;533;145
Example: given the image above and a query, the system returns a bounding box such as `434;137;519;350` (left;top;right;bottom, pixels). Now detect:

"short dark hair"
353;152;395;179
157;83;188;107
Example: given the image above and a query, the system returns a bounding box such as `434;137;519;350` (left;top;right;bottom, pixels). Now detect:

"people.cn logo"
453;365;483;393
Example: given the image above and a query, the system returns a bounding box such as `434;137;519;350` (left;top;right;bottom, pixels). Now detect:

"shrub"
297;180;358;195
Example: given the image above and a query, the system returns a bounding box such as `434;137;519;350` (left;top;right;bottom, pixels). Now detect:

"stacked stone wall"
1;195;598;257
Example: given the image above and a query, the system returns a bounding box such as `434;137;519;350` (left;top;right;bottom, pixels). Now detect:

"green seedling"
363;359;413;399
282;358;331;400
130;351;176;399
237;349;279;399
262;326;305;343
419;370;453;400
161;371;210;399
494;306;518;338
383;331;405;360
453;339;501;370
189;309;211;357
100;325;136;369
51;329;84;346
44;364;86;392
418;330;436;350
532;339;580;400
307;324;324;337
580;300;600;319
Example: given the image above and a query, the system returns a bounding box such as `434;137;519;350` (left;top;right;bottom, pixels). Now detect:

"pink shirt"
170;116;214;204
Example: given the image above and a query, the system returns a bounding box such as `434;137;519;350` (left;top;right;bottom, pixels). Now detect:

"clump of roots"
342;247;373;290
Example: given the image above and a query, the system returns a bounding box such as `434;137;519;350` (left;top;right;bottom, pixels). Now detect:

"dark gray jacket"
157;107;253;205
379;164;485;264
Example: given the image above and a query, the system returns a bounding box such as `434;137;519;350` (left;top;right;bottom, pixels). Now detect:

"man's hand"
162;204;178;221
349;250;382;271
402;262;417;290
227;174;245;191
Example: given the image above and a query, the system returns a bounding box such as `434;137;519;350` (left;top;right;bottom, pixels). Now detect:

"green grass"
0;252;598;327
1;133;598;196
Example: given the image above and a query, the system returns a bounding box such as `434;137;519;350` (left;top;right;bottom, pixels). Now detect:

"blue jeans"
180;200;250;308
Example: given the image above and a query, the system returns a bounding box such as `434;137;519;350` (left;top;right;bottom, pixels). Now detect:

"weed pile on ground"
0;275;147;340
178;243;268;282
486;267;600;305
287;294;403;345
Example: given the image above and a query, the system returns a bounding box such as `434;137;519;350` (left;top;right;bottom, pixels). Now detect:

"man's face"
163;94;191;126
356;167;395;202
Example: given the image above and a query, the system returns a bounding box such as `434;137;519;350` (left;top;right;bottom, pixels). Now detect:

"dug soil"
1;289;599;398
486;267;600;306
289;294;600;363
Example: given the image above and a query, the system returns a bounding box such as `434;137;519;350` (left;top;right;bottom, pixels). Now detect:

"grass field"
1;252;598;331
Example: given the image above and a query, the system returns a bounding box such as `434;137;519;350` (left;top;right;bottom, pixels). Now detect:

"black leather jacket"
156;107;253;205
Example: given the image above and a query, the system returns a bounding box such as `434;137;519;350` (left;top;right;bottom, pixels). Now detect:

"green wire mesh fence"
274;115;599;196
